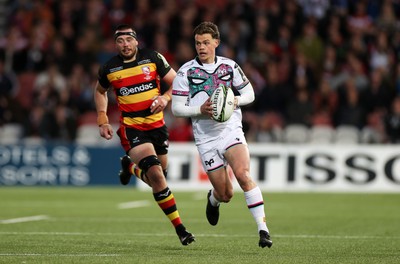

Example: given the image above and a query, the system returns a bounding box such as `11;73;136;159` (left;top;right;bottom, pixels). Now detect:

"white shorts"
197;128;247;172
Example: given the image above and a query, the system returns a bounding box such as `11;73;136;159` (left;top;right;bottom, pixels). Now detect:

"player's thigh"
225;144;250;178
207;167;232;195
225;145;256;191
128;143;158;165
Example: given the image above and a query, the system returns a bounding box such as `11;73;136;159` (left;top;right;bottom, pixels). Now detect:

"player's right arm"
94;81;113;140
171;71;212;118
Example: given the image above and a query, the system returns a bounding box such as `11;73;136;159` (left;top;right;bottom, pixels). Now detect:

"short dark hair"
193;22;220;40
115;24;133;32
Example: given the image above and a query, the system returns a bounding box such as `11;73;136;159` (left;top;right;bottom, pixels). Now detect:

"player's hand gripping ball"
210;84;235;122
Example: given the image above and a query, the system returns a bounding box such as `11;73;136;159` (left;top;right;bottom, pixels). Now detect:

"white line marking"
0;215;49;224
117;200;151;209
0;231;399;240
0;253;120;257
192;192;206;200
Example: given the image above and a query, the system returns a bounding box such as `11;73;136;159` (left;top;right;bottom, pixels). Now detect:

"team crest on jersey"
142;66;152;80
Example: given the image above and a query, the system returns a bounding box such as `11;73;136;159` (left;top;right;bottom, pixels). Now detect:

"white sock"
209;189;220;207
244;186;269;233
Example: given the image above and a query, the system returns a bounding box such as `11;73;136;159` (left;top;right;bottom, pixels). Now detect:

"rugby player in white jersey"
171;21;273;248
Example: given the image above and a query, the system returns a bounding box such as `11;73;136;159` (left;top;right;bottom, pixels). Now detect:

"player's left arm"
151;53;176;114
160;68;176;102
94;81;113;140
233;63;255;107
235;83;255;107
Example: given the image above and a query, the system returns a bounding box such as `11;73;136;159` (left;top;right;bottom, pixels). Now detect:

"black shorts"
117;125;169;155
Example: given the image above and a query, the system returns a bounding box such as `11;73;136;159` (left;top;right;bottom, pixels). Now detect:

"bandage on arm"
97;111;109;126
171;95;202;117
94;82;109;126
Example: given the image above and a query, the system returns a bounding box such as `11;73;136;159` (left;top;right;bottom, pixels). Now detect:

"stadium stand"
334;125;360;144
309;126;335;144
284;124;309;144
75;124;100;146
0;123;23;144
0;0;399;145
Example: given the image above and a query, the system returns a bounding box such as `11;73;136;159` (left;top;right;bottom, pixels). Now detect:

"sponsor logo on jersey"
110;66;123;73
172;90;189;96
138;59;151;65
120;83;154;96
157;53;170;69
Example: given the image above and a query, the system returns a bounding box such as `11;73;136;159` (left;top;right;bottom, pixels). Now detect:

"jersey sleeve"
231;61;254;106
171;67;202;117
232;63;250;91
153;51;172;78
97;65;110;90
172;69;190;97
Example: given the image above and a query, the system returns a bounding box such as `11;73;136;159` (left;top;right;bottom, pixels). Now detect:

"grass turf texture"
0;187;399;264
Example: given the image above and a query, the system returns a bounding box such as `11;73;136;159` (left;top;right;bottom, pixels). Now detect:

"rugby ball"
210;85;235;122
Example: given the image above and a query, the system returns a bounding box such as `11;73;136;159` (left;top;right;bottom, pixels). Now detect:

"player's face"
115;30;138;61
195;34;219;64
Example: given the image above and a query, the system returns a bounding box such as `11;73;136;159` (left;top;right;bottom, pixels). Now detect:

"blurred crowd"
0;0;399;144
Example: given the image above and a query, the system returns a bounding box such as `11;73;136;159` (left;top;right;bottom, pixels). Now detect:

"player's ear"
215;39;220;47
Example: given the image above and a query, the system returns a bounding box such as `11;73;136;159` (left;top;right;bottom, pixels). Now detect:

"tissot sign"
161;144;400;192
0;143;399;192
252;145;400;192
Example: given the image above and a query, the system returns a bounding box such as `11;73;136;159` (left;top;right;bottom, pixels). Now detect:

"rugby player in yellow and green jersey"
94;24;195;246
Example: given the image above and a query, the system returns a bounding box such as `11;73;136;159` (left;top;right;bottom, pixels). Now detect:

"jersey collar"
195;56;218;66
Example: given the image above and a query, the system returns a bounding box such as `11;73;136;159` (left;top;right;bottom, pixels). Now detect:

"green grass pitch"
0;187;399;264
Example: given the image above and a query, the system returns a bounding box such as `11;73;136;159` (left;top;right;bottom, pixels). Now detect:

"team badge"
142;66;151;80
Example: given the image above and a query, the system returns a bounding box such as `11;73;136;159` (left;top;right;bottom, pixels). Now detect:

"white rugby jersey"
172;56;252;145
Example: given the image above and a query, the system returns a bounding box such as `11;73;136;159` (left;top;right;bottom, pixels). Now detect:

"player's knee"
219;195;232;203
235;169;252;188
217;190;233;203
237;179;255;191
138;155;161;175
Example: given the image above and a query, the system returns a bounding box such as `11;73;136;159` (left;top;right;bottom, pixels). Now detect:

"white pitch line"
0;215;49;224
0;231;399;240
0;253;120;257
117;200;151;209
